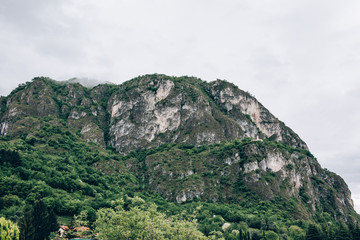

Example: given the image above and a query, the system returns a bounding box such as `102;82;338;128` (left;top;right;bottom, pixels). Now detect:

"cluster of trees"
2;196;360;240
94;196;208;240
78;196;359;240
0;200;57;240
305;223;360;240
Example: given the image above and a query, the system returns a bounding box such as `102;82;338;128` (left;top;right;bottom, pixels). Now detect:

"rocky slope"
0;74;357;222
107;75;307;153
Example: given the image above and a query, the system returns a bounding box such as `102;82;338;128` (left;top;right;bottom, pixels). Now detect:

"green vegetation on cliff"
0;122;359;239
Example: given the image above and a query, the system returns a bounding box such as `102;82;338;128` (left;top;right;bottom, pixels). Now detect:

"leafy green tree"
95;196;208;240
73;210;90;227
18;211;35;240
335;223;350;240
289;225;306;240
350;224;360;240
0;149;21;167
75;207;97;227
265;230;279;240
207;230;224;240
0;217;20;240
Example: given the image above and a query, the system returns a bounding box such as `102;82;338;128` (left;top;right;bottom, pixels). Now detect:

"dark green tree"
306;224;322;240
334;223;350;240
18;212;35;240
19;200;58;240
0;149;21;167
352;226;360;240
348;222;360;240
33;201;58;239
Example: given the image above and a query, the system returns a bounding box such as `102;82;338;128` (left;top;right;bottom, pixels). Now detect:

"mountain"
0;75;359;238
0;75;307;151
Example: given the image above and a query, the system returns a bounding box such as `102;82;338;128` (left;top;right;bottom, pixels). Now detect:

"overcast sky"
1;0;360;212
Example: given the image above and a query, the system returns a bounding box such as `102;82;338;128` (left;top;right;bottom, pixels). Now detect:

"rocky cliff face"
0;78;112;147
0;74;356;222
206;81;308;150
107;75;307;153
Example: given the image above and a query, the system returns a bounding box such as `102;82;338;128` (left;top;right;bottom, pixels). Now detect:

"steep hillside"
0;74;359;239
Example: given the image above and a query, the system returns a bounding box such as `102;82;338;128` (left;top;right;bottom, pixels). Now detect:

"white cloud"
0;0;360;212
353;191;360;213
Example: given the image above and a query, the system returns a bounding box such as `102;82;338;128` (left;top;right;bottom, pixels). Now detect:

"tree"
18;212;35;240
19;200;58;240
0;217;20;240
351;225;360;240
73;210;90;227
306;224;322;240
265;230;279;240
289;225;306;240
95;196;208;240
207;231;224;240
335;224;350;240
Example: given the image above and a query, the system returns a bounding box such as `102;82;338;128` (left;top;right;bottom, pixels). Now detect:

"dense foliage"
0;117;139;217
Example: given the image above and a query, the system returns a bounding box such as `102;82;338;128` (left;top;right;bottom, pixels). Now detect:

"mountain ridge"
0;75;308;151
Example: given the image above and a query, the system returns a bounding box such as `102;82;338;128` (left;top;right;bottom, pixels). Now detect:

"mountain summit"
0;75;307;152
0;74;358;226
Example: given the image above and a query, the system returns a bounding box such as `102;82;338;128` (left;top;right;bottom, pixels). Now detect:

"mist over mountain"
65;77;113;88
